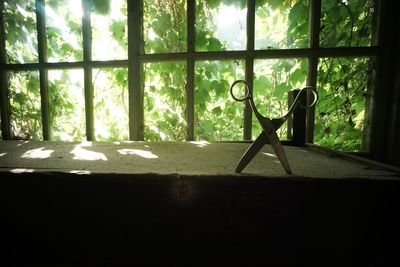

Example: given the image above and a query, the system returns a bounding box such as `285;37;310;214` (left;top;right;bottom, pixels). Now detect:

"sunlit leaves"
93;68;129;141
255;0;309;49
48;70;85;141
195;60;245;141
143;62;187;141
4;0;38;63
8;71;42;140
91;0;110;15
196;0;247;51
91;0;127;60
314;57;372;151
143;0;187;53
252;59;307;139
45;0;83;62
320;0;375;47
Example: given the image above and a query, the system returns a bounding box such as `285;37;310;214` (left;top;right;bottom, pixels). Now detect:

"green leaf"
212;106;222;116
207;37;223;51
91;0;110;15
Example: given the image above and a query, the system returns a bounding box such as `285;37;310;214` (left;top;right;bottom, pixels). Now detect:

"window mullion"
0;0;10;139
35;0;50;140
82;0;94;141
306;0;321;143
244;0;255;140
128;0;143;140
186;0;195;141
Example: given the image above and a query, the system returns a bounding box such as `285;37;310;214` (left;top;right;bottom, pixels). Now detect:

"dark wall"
370;1;400;167
1;172;399;265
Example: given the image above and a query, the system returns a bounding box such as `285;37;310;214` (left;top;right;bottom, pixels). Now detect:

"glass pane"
4;0;38;63
48;69;85;141
255;0;309;49
196;0;247;52
253;59;308;140
91;0;127;60
45;0;83;62
143;62;187;141
143;0;187;54
8;71;42;140
195;60;245;141
93;68;129;141
314;57;373;151
320;0;375;47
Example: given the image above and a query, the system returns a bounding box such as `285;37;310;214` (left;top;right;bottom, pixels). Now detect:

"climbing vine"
2;0;375;151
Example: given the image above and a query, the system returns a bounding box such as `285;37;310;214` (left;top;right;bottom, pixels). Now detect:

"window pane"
320;0;375;47
93;68;129;141
195;60;245;141
48;69;85;141
4;0;38;63
314;57;373;151
91;0;127;60
8;71;42;140
255;0;309;49
253;59;308;140
143;62;187;141
45;0;83;62
196;0;247;52
143;0;187;54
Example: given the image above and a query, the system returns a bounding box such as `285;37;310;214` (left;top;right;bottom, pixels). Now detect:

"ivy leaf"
91;0;110;15
110;21;126;41
212;106;222;116
207;37;223;51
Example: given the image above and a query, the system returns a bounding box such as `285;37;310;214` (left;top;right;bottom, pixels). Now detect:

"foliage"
45;0;83;62
93;68;129;141
195;60;245;140
143;62;187;141
3;0;38;63
2;0;375;151
48;70;86;141
8;71;42;140
253;58;308;139
314;57;371;151
143;0;186;53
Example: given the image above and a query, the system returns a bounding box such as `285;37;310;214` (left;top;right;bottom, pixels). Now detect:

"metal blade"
267;132;292;174
235;132;268;173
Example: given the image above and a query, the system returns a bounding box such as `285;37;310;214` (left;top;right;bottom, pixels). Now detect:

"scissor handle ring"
298;86;318;109
230;80;251;102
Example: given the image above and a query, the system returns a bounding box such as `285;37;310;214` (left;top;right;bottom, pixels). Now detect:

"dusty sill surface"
0;140;398;179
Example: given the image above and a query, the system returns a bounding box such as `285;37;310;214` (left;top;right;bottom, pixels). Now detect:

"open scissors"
230;80;318;174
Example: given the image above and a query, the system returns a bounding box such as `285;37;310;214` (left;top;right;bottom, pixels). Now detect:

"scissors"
230;80;318;174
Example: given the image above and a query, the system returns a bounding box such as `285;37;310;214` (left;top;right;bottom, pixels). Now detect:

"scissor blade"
235;132;268;173
268;132;292;174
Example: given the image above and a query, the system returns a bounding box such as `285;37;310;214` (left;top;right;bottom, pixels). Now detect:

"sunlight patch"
11;168;35;173
69;170;92;175
0;152;7;157
190;141;210;148
71;146;107;161
262;152;277;158
117;148;158;159
21;147;54;159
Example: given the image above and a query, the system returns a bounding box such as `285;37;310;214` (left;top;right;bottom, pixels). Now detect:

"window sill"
0;140;398;180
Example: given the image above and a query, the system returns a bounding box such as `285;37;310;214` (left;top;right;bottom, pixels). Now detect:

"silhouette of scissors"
230;80;318;174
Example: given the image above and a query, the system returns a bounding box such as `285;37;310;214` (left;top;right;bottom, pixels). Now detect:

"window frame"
0;0;380;151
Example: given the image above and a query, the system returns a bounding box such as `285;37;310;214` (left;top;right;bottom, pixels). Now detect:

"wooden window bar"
0;0;379;144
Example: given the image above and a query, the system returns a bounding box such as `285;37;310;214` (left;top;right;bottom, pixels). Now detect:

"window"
0;0;379;152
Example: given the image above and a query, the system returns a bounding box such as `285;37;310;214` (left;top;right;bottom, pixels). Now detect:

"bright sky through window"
213;4;247;50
